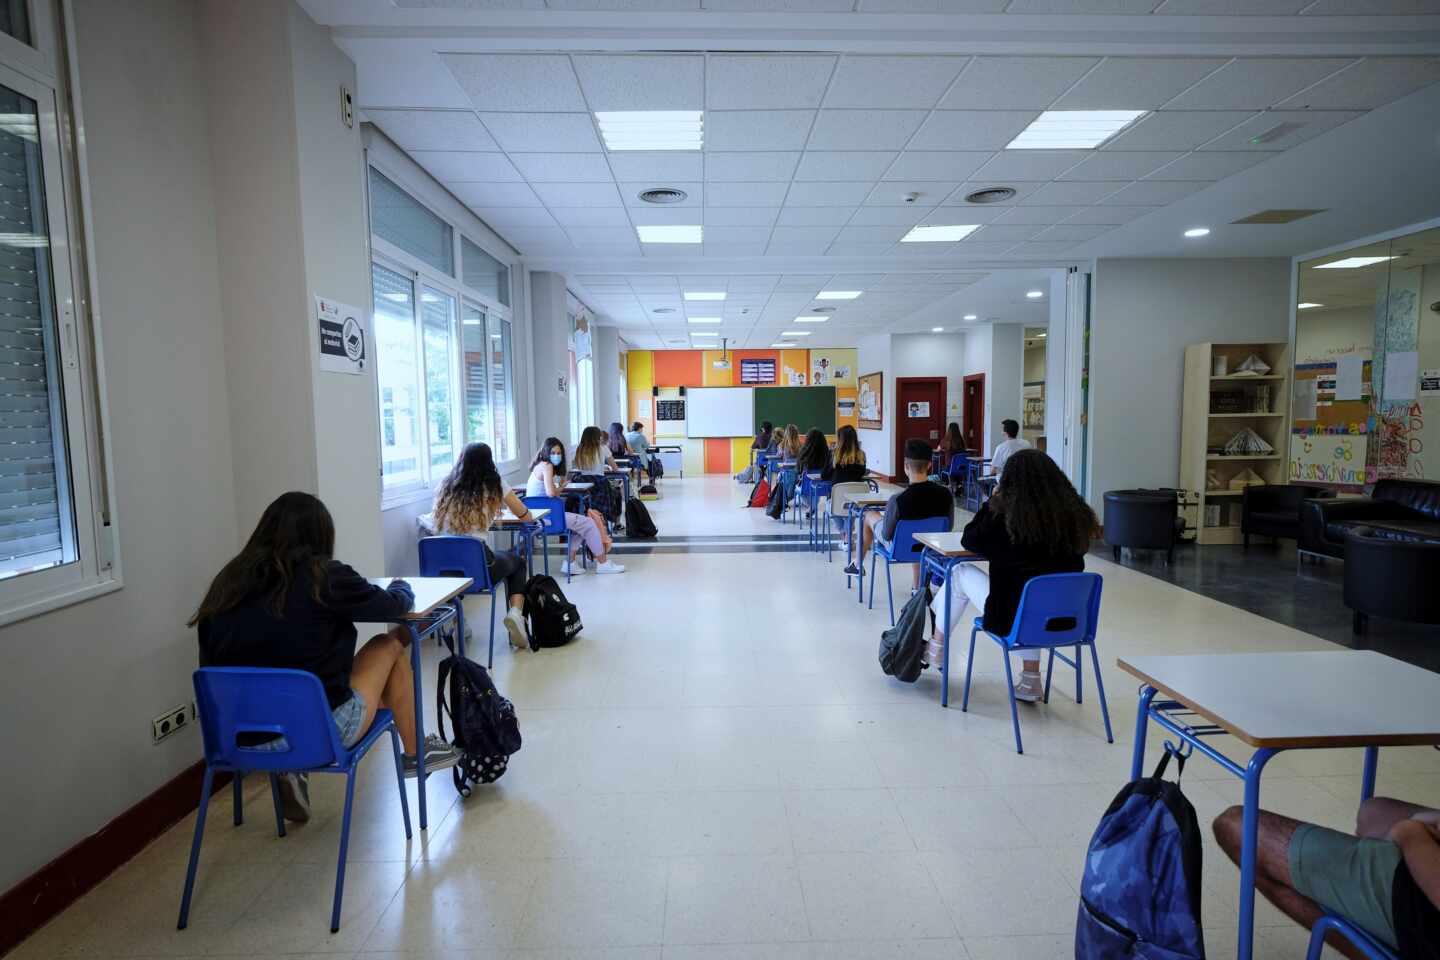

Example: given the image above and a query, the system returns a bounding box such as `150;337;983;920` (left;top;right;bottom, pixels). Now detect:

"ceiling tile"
1052;58;1229;110
509;152;615;182
767;239;835;255
824;56;969;109
950;241;1021;256
1059;151;1185;180
440;54;587;111
629;206;704;225
365;110;498;151
1103;179;1209;203
607;152;705;181
1021;180;1120;204
450;181;543;207
864;181;959;206
794;151;898;181
564;226;640;246
1013;241;1086;255
892;241;959;255
478;113;603;152
706;55;837;110
835;224;911;243
1196;110;1364;150
784;182;875;206
992;205;1089;225
704;181;792;206
1275;57;1440;110
1162;58;1354;110
702;207;781;225
1005;0;1163;11
701;225;774;244
970;150;1089;181
474;207;559;228
938;57;1100;110
777;206;858;225
619;182;703;207
1061;205;1159;224
1143;151;1269;180
883;151;993;181
571;54;703;111
856;0;1009;11
533;181;624;207
703;242;770;256
1154;0;1307;11
705;0;853;9
1109;112;1255;154
548;206;632;226
826;242;900;256
412;151;523;182
1302;0;1440;11
503;226;575;251
705;111;816;151
970;224;1044;243
908;111;1039;151
704;152;802;182
847;206;931;225
1031;223;1112;243
807;110;928;150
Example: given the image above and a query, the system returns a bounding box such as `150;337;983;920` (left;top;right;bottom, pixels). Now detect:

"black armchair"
1104;489;1182;564
1343;528;1440;634
1240;484;1333;547
1300;478;1440;560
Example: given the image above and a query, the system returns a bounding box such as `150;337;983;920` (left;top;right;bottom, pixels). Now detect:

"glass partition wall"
1291;225;1440;492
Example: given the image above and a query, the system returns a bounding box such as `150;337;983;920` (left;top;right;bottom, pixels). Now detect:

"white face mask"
550;453;563;466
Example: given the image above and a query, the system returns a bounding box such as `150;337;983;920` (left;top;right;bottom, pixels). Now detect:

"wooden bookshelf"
1181;342;1292;545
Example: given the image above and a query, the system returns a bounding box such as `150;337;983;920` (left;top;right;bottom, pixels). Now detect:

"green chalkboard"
754;386;836;435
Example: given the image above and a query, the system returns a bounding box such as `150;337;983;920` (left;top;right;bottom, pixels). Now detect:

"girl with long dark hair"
525;437;624;575
192;492;459;821
574;425;616;477
432;442;537;649
796;427;832;475
929;448;1096;702
938;421;964;466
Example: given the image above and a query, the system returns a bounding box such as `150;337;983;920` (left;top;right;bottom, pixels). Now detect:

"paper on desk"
1383;350;1419;401
1335;356;1364;401
1293;378;1317;420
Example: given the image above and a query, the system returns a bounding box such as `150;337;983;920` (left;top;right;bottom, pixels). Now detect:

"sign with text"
316;296;366;375
1290;431;1367;486
740;358;776;384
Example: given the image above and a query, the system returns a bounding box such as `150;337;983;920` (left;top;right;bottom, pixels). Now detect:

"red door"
963;374;985;454
895;377;946;482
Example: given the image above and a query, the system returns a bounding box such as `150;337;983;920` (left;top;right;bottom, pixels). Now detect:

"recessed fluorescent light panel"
636;224;702;244
781;331;812;336
1007;110;1146;150
1297;303;1324;309
690;332;719;338
816;290;862;300
595;111;702;151
770;343;794;348
688;317;722;324
931;327;944;333
1183;227;1211;238
1313;256;1397;269
794;316;827;323
901;224;980;243
684;291;725;301
963;314;978;321
1026;290;1044;299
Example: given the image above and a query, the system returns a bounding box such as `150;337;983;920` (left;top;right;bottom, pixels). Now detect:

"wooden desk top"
368;577;472;619
562;481;594;491
1119;651;1440;749
913;531;978;558
850;495;891;507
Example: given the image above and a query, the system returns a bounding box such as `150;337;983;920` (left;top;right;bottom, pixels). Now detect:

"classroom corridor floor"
17;476;1437;960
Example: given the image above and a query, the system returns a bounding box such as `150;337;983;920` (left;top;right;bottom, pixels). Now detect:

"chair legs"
487;589;498;668
1001;648;1025;755
232;772;243;826
330;770;358;933
867;548;878;610
267;773;287;838
177;766;216;929
961;626;978;712
1088;641;1115;744
389;725;413;840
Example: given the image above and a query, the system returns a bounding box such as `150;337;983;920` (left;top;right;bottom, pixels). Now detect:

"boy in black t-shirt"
844;438;952;576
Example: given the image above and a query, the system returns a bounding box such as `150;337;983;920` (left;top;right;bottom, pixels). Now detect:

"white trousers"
928;564;1041;670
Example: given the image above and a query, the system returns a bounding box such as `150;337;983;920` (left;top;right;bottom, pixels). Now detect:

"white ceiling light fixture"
688;317;722;324
931;327;944;333
684;291;726;301
901;224;980;243
1313;256;1397;269
794;316;828;323
963;313;978;321
636;224;702;244
1297;302;1324;309
595;111;702;152
1006;110;1147;150
1026;290;1044;299
781;330;812;337
816;290;863;300
690;331;719;338
1183;227;1211;238
770;342;794;348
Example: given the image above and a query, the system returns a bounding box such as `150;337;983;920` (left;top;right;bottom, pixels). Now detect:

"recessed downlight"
652;307;677;314
1183;227;1211;238
963;314;978;321
684;291;725;301
931;327;944;333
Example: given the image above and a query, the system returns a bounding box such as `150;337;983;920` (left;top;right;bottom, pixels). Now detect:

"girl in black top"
823;425;867;484
929;448;1094;702
796;428;832;475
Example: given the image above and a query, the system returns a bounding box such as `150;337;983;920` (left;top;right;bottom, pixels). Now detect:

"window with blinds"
0;83;73;581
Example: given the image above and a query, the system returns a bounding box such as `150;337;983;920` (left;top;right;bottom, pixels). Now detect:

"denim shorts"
1289;822;1401;949
251;688;367;752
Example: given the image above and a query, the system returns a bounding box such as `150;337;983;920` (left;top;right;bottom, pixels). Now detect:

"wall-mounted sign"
657;399;686;421
740;358;776;384
316;296;366;375
907;401;930;418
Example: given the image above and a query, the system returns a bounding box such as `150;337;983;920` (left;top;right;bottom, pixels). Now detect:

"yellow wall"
701;350;734;386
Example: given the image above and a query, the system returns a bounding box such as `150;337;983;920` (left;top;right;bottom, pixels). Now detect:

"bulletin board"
754;386;837;435
1289;360;1372;487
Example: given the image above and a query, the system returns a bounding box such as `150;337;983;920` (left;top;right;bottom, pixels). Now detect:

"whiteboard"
686;387;754;438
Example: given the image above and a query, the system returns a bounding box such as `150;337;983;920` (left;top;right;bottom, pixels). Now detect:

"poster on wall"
1290;432;1368;486
810;349;857;388
907;401;930;418
315;296;366;375
740;358;776;384
858;372;883;430
1422;369;1440;396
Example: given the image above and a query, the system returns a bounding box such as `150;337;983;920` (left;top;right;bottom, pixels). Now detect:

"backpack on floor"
1076;751;1206;960
625;497;658;538
638;483;659;501
747;478;771;508
879;584;930;683
436;639;521;796
765;482;787;520
648;457;664;480
523;574;583;649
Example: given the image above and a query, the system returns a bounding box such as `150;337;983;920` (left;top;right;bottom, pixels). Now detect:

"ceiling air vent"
1231;209;1327;225
653;307;677;314
963;186;1017;205
638;187;689;205
811;307;837;314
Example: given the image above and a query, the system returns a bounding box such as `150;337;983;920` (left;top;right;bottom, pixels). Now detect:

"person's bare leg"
349;626;417;754
1357;797;1432;838
1213;806;1369;960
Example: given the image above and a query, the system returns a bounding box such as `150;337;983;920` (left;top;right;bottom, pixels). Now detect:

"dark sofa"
1241;484;1333;547
1299;478;1440;560
1344;528;1440;633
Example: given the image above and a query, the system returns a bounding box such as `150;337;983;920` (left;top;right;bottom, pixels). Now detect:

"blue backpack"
1076;751;1206;959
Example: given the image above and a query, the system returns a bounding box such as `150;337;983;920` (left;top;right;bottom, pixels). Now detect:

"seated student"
607;421;638;479
989;418;1031;478
845;438;952;577
574;425;622;521
779;423;801;460
752;420;774;453
624;421;653;478
526;437;624;575
797;427;832;475
938;421;964;466
927;448;1092;701
823;424;867;484
432;442;536;651
1213;797;1439;959
191;491;459;823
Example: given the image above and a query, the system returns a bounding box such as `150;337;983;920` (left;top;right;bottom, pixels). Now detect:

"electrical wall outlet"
152;702;194;744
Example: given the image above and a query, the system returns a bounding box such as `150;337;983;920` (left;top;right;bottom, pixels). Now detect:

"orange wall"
703;438;731;474
653;349;703;387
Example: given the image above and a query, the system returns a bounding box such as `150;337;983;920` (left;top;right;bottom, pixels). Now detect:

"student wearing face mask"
526;437;624;575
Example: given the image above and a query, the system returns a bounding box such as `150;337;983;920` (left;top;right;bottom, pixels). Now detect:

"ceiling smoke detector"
963;186;1017;205
638;187;689;205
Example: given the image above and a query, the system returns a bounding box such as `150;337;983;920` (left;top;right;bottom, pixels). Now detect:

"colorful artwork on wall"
858;371;883;430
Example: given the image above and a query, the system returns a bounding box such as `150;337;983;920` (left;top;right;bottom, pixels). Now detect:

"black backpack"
879;585;930;683
638;483;658;496
648;457;664;479
523;574;583;648
436;640;521;797
766;482;786;520
625;497;658;538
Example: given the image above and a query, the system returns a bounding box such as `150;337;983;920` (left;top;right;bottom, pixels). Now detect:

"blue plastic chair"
869;515;952;624
800;473;832;548
178;668;410;934
523;495;584;583
962;572;1113;755
1306;914;1397;960
419;535;497;667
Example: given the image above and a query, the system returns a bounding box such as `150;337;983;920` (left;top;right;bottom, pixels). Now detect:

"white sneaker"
503;609;528;651
560;558;579;576
1013;671;1044;703
594;559;626;574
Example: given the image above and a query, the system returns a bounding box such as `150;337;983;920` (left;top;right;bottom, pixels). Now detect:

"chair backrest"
418;535;493;592
522;495;567;536
829;481;871;516
1003;572;1103;649
889;515;953;560
193;667;343;771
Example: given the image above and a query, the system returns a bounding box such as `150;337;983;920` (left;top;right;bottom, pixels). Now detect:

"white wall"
1294;306;1372;364
0;0;239;890
893;330;968;430
856;333;893;476
990;324;1025;451
530;271;570;444
963;325;992;451
1024;342;1046;382
1087;257;1291;511
1044;270;1071;470
594;325;623;427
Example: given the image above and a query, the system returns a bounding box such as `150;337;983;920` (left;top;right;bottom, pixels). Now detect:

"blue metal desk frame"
402;603;463;832
918;546;979;708
845;500;888;602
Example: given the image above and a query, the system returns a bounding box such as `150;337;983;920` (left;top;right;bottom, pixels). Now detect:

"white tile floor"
17;476;1439;960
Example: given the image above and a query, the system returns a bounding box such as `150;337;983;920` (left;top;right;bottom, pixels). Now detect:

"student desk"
845;494;891;602
602;470;632;506
1119;650;1440;960
915;532;980;708
494;507;549;577
368;576;472;831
